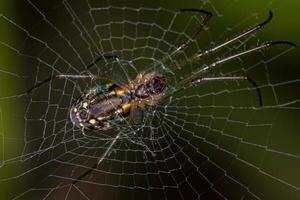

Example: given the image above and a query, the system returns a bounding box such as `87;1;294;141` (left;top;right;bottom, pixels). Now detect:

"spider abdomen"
69;72;166;130
70;84;130;130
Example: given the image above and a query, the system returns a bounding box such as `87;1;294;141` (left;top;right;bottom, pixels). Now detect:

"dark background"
0;0;299;199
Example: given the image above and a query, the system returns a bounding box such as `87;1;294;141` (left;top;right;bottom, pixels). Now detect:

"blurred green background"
0;0;299;199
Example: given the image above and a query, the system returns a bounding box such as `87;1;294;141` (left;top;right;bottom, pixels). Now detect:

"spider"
26;9;295;184
69;72;166;131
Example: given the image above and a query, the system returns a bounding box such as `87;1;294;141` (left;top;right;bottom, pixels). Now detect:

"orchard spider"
26;9;296;184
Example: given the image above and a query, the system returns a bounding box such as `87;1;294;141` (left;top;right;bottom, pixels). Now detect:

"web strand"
0;1;299;200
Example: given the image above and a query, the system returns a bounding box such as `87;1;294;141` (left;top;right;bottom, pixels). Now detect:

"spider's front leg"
178;40;295;107
190;76;263;106
173;8;213;54
194;11;274;59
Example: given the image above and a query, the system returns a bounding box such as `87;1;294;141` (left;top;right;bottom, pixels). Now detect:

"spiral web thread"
0;0;299;199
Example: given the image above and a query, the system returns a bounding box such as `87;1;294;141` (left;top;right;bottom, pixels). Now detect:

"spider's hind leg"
190;76;263;107
72;127;124;185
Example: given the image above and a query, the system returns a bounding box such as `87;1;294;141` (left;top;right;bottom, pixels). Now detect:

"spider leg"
127;105;156;157
26;75;56;94
128;103;147;125
72;163;97;185
55;74;114;83
26;54;118;95
148;9;212;72
191;76;263;106
195;41;296;75
72;129;123;185
175;41;295;106
97;131;122;165
85;54;118;70
195;11;273;59
173;8;213;54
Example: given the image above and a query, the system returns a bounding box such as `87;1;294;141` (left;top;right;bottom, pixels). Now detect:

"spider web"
0;0;299;199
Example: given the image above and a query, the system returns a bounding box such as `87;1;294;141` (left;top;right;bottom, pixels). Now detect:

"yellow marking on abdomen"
89;119;96;124
104;122;110;128
82;102;88;108
97;116;106;121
